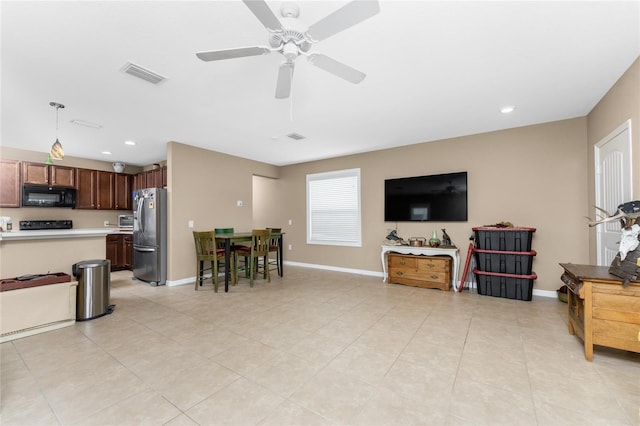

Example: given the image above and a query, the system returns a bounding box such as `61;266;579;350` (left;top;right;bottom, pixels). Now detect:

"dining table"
214;230;284;292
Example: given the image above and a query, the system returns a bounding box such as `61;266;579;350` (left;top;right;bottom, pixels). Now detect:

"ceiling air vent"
286;133;306;141
122;62;167;84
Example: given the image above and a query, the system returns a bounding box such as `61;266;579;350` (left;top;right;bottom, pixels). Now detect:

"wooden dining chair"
193;231;235;292
266;227;282;276
234;229;270;287
216;227;248;281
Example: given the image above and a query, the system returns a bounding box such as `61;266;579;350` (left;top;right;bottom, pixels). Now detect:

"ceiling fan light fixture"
49;102;65;161
197;0;379;99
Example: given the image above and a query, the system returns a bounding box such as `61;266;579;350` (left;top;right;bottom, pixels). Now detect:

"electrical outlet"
188;220;194;228
237;200;243;207
288;219;292;225
104;220;109;227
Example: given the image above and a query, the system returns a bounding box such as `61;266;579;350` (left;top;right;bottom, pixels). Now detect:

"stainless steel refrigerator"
133;187;167;286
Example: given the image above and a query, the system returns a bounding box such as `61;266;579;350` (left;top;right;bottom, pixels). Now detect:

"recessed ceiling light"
124;140;136;146
500;106;516;114
101;151;112;155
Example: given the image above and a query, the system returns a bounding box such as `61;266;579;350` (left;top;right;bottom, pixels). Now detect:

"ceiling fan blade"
242;0;283;32
196;46;271;61
306;0;380;42
307;53;366;84
275;62;294;99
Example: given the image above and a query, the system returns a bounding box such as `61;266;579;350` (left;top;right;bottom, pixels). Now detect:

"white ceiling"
2;1;639;167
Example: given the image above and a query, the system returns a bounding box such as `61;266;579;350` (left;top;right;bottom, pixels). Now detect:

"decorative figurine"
441;228;452;247
429;230;441;247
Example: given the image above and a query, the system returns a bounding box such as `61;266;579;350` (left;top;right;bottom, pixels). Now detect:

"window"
307;168;361;246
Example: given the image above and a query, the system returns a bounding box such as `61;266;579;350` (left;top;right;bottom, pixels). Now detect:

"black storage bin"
473;249;537;275
473;227;536;252
473;269;536;301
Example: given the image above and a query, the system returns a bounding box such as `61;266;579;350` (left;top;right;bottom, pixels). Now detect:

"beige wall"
166;142;278;282
586;57;640;263
252;175;283;229
0;146;143;228
5;57;637;292
276;118;590;293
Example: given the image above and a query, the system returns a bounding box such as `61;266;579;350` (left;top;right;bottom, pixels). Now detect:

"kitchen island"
0;228;114;278
0;228;116;342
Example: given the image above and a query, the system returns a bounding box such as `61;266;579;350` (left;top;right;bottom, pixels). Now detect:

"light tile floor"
1;267;638;425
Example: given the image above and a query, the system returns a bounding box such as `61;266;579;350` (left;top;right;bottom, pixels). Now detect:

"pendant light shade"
49;102;65;160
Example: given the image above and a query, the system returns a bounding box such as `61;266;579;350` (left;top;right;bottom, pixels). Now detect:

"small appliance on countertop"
19;220;73;230
117;214;134;230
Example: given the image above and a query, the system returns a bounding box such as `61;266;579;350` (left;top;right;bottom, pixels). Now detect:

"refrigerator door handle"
136;197;145;234
134;247;156;253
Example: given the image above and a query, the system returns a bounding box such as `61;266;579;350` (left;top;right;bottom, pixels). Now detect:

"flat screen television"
384;172;468;222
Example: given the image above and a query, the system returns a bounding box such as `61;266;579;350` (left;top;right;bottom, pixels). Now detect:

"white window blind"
307;168;361;246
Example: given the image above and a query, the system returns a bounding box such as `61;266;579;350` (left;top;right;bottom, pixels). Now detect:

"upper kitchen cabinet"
0;159;21;208
133;166;166;191
22;162;75;187
75;168;96;209
76;168;116;210
114;173;133;211
96;171;114;210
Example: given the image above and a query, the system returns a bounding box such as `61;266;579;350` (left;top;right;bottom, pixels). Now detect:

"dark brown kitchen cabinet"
22;162;75;187
106;233;133;271
106;234;119;269
114;173;132;210
145;169;163;188
96;171;114;210
76;168;115;210
133;166;166;191
0;159;21;208
123;235;133;269
75;168;96;209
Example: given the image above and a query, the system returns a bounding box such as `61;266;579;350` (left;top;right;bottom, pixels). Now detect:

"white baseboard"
169;262;557;299
284;261;556;299
284;261;383;278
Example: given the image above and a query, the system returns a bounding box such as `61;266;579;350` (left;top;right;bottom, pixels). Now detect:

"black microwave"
22;184;77;208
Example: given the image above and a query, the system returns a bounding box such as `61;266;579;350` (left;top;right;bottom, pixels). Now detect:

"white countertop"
0;228;119;241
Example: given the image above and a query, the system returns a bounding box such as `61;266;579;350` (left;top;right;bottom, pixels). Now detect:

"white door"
594;120;633;265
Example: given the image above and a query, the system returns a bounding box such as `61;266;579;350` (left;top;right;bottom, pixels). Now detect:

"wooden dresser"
559;263;640;361
388;253;451;290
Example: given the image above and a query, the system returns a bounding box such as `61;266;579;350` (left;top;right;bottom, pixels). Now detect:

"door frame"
594;119;633;265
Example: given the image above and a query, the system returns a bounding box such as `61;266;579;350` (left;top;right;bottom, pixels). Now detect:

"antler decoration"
587;201;640;229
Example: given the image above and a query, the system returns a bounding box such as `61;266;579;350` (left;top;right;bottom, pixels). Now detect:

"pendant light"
47;101;65;164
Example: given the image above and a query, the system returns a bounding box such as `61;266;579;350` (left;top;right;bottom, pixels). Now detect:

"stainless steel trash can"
73;259;111;321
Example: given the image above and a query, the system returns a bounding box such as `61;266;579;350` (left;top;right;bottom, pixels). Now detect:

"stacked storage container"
472;227;537;301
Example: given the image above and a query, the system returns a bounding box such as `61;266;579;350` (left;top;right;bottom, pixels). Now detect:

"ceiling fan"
196;0;380;99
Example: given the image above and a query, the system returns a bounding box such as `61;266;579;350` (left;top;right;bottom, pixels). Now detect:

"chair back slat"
251;229;270;257
193;231;217;259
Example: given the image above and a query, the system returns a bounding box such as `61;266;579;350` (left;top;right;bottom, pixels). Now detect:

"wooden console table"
559;263;640;361
381;245;460;289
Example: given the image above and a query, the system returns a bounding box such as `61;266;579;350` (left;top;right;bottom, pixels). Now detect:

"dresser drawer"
416;257;449;272
388;254;418;269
